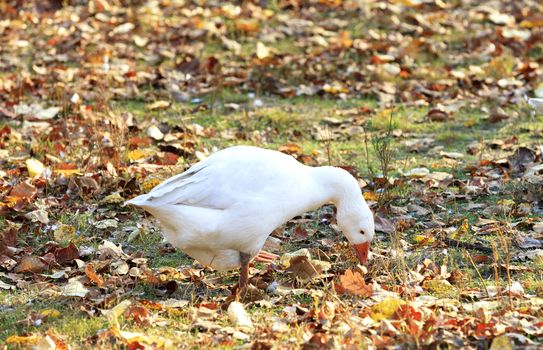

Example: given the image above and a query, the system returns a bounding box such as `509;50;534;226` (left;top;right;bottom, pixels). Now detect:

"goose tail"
124;194;152;207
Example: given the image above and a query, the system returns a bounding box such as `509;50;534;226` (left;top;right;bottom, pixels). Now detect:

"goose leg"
239;252;251;289
253;250;279;263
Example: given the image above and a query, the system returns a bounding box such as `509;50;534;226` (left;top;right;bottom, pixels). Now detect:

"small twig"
443;237;493;254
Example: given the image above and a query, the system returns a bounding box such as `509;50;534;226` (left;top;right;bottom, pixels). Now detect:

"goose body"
126;146;374;286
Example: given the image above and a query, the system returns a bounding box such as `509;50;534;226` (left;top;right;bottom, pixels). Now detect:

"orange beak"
353;242;370;265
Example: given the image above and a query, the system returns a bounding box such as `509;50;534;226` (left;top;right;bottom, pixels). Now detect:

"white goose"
125;146;374;289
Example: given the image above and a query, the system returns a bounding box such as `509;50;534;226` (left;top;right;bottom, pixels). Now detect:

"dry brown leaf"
287;255;326;282
14;255;48;273
427;109;448;122
291;226;308;241
374;215;395;234
54;243;80;265
9;180;37;199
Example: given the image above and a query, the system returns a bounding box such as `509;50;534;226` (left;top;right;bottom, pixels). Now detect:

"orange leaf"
363;191;379;201
46;330;69;350
85;263;104;287
124;305;150;326
339;269;373;297
235;19;260;33
278;143;303;155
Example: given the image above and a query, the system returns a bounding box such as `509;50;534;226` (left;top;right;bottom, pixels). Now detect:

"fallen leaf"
427;109;448;122
85;263;104;287
235;19;259;33
40;309;61;319
374;215;395;234
404;167;430;178
60;279;89;298
287;255;329;282
338;269;373;297
53;242;80;265
103;300;132;320
26;158;45;177
413;234;435;245
6;335;40;346
147;125;164;141
514;236;542;249
9;180;38;199
256;42;271;59
228;301;253;329
370;298;406;321
490;335;514;350
363;191;379;201
54;225;76;242
100;192;125;204
14;255;48;273
278;143;303;155
146;101;170;110
95;219;119;230
124;305;150;326
422;279;457;297
111;260;129;275
291;226;308;241
24;209;50;224
158;299;189;308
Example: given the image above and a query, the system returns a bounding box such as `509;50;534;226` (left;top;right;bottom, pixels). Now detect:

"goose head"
315;166;375;264
337;203;374;264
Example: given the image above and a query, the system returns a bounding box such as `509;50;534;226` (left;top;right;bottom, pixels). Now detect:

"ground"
1;0;543;349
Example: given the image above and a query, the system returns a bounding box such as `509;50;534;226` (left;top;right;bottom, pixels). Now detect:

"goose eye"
359;230;365;235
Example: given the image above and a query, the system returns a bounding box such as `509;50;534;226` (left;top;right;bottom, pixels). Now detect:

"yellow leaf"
463;119;476;127
520;19;543;28
146;100;170;110
127;149;150;162
142;178;162;192
370;298;406;321
323;82;348;95
450;218;470;239
422;279;458;297
363;191;379;201
391;0;422;6
100;192;125;205
26;158;45;177
413;234;435;245
6;335;40;345
40;309;61;318
490;335;514;350
486;55;515;79
497;199;515;207
54;224;76;242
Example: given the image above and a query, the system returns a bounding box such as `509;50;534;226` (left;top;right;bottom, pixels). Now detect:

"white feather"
125;146;374;270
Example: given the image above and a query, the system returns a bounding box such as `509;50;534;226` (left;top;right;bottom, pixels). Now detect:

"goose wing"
126;146;303;210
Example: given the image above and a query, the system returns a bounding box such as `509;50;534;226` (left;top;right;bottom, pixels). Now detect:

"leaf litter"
0;0;543;349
